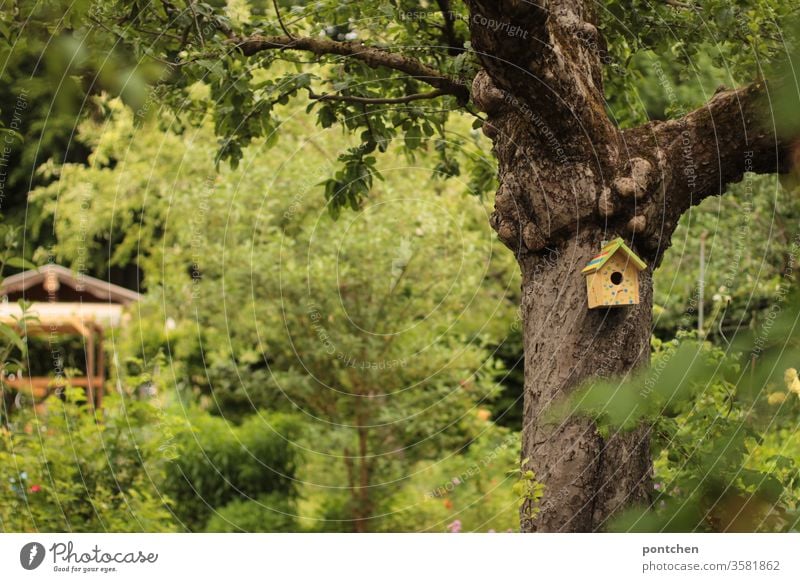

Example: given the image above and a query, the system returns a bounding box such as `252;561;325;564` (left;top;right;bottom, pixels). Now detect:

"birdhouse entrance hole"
610;271;624;285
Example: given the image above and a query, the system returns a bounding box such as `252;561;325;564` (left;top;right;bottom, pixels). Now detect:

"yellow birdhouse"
582;238;647;309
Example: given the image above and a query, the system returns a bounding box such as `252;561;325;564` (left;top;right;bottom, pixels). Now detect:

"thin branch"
308;89;447;104
463;104;485;122
129;26;184;42
179;23;191;48
230;34;470;103
361;102;375;141
435;0;464;55
272;0;294;40
90;14;190;68
186;1;205;47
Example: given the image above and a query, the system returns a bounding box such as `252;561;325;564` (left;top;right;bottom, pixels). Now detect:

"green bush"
162;411;302;531
376;422;521;533
0;388;176;532
561;329;800;532
205;492;298;532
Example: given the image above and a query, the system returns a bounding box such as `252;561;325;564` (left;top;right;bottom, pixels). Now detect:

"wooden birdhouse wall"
586;253;640;308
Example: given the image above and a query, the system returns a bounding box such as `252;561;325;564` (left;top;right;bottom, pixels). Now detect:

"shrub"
376;422;521;533
0;388;176;532
205;492;298;532
162;411;301;531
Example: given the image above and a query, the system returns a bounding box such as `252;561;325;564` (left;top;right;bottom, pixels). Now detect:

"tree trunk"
466;0;658;528
353;425;372;533
518;231;653;531
466;0;669;532
462;0;792;533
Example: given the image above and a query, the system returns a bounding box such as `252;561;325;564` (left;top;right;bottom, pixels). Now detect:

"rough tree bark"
464;0;792;531
231;0;794;532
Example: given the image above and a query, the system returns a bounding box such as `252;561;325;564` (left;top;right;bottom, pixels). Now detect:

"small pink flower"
30;484;41;493
447;519;462;533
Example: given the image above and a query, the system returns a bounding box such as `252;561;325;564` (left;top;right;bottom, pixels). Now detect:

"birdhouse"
582;238;647;309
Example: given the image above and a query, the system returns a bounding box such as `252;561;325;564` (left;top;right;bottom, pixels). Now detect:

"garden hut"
0;264;140;410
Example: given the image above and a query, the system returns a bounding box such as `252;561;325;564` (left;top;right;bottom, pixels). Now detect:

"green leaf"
4;257;36;270
0;323;24;352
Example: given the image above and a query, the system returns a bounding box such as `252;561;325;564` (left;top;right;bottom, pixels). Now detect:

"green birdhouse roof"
581;238;647;275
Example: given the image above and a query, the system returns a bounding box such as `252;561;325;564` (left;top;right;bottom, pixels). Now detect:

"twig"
435;0;464;54
186;0;205;47
272;0;294;40
308;89;446;104
664;0;693;8
131;26;183;42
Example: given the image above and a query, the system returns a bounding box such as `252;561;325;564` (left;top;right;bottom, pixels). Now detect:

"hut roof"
1;264;140;305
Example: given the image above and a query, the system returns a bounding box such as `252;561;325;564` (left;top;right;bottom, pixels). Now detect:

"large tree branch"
465;1;622;252
231;34;470;103
617;81;794;257
465;0;616;158
464;0;550;102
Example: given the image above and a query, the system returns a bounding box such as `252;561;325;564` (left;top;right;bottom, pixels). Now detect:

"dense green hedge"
162;411;301;531
205;492;298;533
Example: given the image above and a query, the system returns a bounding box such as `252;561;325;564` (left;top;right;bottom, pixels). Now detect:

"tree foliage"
31;98;521;530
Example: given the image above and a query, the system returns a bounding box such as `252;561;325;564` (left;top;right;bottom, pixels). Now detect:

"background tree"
5;0;800;531
0;1;161;284
32;100;521;531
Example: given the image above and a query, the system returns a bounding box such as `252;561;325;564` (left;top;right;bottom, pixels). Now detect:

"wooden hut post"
95;325;105;409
